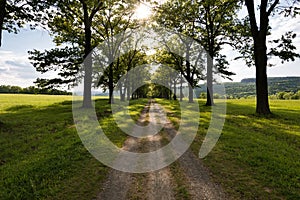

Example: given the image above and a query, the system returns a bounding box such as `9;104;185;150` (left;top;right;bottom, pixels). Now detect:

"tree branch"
267;0;280;16
89;0;104;21
245;0;258;36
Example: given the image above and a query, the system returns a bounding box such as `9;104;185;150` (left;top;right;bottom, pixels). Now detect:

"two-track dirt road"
96;101;226;200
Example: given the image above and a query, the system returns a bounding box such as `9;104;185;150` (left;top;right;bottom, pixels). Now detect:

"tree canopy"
6;0;296;113
155;0;238;104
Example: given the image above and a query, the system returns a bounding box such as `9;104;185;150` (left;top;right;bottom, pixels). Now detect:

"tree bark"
131;73;135;99
180;74;183;101
186;46;193;103
245;0;272;114
120;82;125;101
254;3;271;114
126;76;130;100
83;53;93;108
169;71;172;99
173;79;177;100
206;53;214;106
0;0;6;47
254;35;271;114
82;3;93;108
108;62;114;104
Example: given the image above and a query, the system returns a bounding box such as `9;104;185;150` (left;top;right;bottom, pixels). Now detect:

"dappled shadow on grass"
225;101;300;139
192;100;300;199
0;97;152;199
0;100;92;199
0;98;140;199
5;104;35;112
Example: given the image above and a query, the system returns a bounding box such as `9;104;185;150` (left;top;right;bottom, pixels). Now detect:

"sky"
0;7;299;88
0;28;56;87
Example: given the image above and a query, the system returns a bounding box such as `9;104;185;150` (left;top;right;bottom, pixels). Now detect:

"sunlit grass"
158;98;300;199
1;94;299;199
0;94;148;199
0;94;72;111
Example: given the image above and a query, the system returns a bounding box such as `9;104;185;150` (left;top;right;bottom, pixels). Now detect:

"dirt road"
96;101;226;200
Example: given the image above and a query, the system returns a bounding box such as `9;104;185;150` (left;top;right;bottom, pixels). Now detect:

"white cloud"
0;51;36;86
0;50;57;87
0;27;59;88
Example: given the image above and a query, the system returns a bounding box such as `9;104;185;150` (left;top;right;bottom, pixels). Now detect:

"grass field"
157;98;300;199
0;94;148;199
0;94;299;199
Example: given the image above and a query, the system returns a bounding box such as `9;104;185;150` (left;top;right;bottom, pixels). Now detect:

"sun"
133;3;152;20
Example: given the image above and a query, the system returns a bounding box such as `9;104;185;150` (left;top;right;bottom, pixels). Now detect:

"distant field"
0;94;299;199
0;94;72;111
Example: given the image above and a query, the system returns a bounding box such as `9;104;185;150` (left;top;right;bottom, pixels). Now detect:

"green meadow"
0;94;299;199
157;98;300;199
0;94;147;199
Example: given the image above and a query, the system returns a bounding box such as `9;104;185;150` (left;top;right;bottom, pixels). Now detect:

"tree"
0;0;51;46
118;50;148;101
118;35;147;101
93;2;138;104
155;2;204;103
153;48;195;101
29;0;107;108
155;0;237;105
29;0;138;106
29;47;83;89
128;64;151;99
243;0;300;114
80;0;104;108
97;49;149;101
152;64;173;99
165;37;205;103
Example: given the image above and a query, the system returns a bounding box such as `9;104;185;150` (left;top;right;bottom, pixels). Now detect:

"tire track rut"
97;100;226;200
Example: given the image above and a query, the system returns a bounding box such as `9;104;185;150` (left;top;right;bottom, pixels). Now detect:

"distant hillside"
196;77;300;98
241;77;300;94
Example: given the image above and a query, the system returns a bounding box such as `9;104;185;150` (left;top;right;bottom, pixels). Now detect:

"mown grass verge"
156;98;300;199
0;94;148;199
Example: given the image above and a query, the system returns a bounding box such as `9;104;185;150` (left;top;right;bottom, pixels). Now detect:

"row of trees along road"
0;0;300;114
28;0;143;107
155;0;237;105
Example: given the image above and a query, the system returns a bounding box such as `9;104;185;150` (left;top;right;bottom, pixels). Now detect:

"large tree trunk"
119;81;125;101
254;36;271;114
186;46;193;103
180;74;183;101
245;0;272;115
131;74;135;99
206;54;214;106
122;75;127;101
108;62;114;104
169;73;172;99
82;3;92;108
126;78;130;100
188;85;193;103
83;53;93;108
173;79;177;100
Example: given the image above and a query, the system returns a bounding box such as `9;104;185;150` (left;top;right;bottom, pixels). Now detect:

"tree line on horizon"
0;0;300;115
198;90;300;100
0;85;71;95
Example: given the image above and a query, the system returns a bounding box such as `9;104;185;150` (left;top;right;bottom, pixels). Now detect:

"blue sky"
0;28;56;87
0;14;299;88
